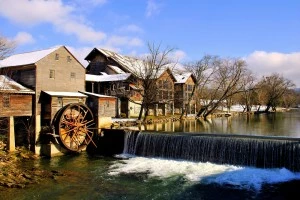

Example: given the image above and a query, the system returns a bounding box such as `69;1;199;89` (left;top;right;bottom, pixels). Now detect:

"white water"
109;155;300;191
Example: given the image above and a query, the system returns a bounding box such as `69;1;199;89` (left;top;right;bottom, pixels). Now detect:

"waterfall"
123;130;140;154
123;131;300;172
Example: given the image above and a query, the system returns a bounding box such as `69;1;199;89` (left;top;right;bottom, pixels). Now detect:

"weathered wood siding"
41;96;86;123
98;98;116;117
87;54;108;75
174;76;196;114
157;70;175;102
0;94;32;117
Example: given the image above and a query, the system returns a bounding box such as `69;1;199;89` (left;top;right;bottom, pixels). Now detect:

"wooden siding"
41;95;86;124
0;94;32;117
156;70;175;103
98;98;116;117
174;76;196;114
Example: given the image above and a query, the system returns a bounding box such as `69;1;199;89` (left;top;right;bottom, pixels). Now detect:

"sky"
0;0;299;87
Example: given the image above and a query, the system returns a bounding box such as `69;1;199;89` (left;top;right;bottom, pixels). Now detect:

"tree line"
130;43;298;120
0;35;299;122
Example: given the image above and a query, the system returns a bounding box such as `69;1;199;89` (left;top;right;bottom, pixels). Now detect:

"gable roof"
0;46;60;68
0;46;85;69
85;48;143;74
79;91;117;98
174;72;196;84
85;73;132;82
0;75;35;94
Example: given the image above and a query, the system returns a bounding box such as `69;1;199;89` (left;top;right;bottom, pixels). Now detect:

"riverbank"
0;141;63;189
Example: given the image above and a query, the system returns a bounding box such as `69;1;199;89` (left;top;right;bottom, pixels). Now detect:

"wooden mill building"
0;46;87;155
0;75;34;151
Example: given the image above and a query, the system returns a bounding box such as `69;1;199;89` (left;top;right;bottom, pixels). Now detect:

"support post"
155;104;158;116
35;114;41;154
7;116;15;151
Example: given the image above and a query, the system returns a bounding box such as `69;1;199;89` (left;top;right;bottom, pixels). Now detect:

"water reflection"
140;109;300;138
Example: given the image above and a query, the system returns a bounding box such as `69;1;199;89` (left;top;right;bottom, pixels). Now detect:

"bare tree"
130;42;175;121
257;73;295;112
180;55;219;119
236;70;258;112
197;58;247;119
0;34;15;60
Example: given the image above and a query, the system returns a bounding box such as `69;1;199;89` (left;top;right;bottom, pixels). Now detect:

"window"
163;80;169;89
2;95;10;108
67;56;72;62
187;84;193;91
55;53;59;60
49;70;55;79
70;72;76;79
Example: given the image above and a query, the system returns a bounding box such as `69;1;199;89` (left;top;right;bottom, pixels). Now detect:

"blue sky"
0;0;300;86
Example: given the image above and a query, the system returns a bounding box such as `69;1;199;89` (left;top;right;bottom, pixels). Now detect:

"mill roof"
0;75;35;94
0;46;60;68
85;73;132;82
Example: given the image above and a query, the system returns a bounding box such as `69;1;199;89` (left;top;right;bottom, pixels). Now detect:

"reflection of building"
174;72;197;115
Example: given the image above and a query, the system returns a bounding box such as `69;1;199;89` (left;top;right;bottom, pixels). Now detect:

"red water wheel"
52;103;96;152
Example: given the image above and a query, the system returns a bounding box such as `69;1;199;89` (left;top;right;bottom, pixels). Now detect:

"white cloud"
0;0;106;44
14;32;35;45
118;24;144;33
171;50;187;62
106;35;144;47
146;0;161;17
245;51;300;87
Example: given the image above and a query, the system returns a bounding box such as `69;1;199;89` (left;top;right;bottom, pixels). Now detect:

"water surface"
2;109;300;200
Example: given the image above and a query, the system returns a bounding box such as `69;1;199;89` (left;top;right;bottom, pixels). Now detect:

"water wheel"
52;103;96;152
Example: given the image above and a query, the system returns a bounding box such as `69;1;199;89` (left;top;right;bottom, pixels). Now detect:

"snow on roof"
107;65;125;74
43;91;87;97
174;72;193;83
86;73;131;82
0;75;35;94
79;91;117;98
97;48;144;73
0;46;61;68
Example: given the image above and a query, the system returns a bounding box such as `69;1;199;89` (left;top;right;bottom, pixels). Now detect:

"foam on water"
109;155;300;191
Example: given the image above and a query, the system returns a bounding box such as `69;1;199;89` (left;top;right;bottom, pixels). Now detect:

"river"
2;109;300;200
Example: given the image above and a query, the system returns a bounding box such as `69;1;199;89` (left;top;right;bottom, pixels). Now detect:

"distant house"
0;46;86;154
174;72;197;115
151;68;177;116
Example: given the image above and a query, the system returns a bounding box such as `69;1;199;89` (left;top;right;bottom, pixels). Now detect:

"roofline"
62;46;86;69
0;91;35;94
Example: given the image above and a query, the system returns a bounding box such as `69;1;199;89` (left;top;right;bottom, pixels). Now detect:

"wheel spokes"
56;103;95;151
